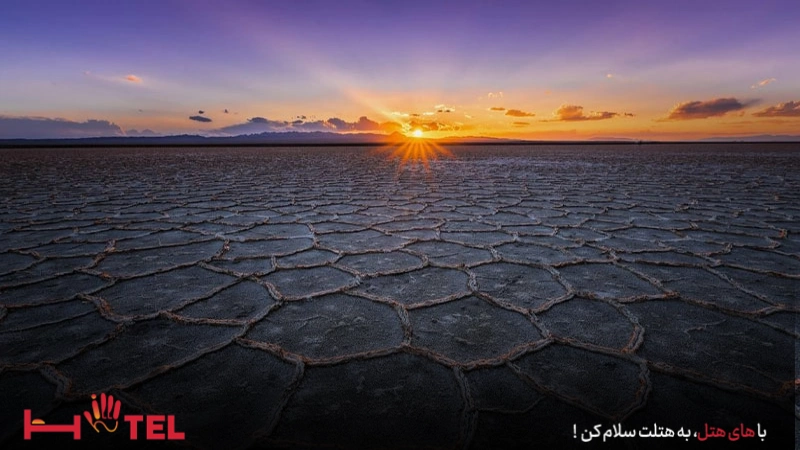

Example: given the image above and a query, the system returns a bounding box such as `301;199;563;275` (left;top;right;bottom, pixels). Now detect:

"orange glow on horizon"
376;137;453;173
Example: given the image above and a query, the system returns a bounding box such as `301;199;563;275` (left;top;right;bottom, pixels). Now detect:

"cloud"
751;78;776;89
338;116;401;133
224;109;229;114
86;71;146;86
198;110;205;114
249;117;285;125
322;116;393;132
554;105;593;121
488;91;504;99
752;101;800;117
218;117;290;134
355;116;391;132
380;121;403;133
512;121;530;127
326;117;350;130
216;115;401;135
547;104;630;121
409;120;439;132
292;120;329;132
435;104;455;113
664;98;752;120
0;116;124;139
126;129;159;137
590;111;621;119
489;107;506;111
505;109;535;117
189;115;212;123
408;120;471;132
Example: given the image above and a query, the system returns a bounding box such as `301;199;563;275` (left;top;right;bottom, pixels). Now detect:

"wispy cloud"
547;104;630;121
663;98;752;120
512;121;530;127
489;107;506;111
189;115;212;123
505;109;535;117
750;78;776;89
85;71;145;85
752;100;800;117
0;116;123;139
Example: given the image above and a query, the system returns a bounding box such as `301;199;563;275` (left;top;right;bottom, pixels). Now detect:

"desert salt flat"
0;144;797;448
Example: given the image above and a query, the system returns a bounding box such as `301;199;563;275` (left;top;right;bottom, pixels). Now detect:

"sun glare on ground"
375;134;453;173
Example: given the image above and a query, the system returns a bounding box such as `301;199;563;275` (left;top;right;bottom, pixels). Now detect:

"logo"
84;393;121;432
24;392;184;441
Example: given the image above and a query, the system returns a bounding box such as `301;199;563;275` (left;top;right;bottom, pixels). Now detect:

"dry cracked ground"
0;144;797;449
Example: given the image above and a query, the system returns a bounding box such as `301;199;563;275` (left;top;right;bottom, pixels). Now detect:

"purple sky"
1;0;798;139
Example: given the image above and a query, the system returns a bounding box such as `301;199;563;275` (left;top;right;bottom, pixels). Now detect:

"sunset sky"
1;0;798;140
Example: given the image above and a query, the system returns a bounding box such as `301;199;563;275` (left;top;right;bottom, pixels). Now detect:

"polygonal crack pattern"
125;344;296;450
471;262;567;311
56;317;243;394
266;353;463;449
409;296;542;365
353;266;469;306
512;344;646;420
246;294;403;361
98;266;237;318
1;145;797;448
261;266;357;299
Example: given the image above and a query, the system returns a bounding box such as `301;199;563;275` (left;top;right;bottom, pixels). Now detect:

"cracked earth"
0;144;797;448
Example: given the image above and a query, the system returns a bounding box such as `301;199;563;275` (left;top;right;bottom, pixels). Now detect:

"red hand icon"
83;393;121;433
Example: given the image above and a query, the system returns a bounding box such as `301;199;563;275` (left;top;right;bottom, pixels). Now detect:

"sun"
411;129;423;138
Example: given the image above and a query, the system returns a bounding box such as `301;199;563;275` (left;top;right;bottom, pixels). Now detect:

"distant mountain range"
0;131;797;147
588;134;800;143
697;134;800;142
0;131;514;147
